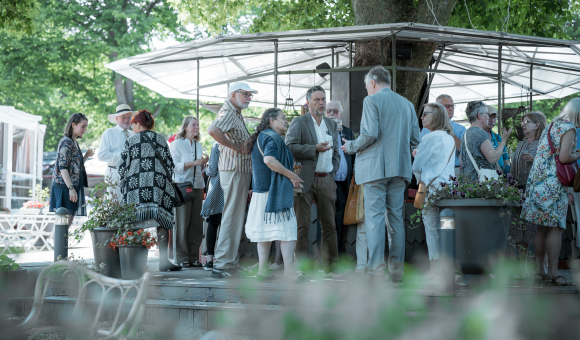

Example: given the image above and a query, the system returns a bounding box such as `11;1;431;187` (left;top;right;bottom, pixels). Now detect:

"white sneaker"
269;263;284;271
354;266;366;274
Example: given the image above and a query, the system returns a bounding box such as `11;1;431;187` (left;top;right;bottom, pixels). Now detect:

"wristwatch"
68;185;74;190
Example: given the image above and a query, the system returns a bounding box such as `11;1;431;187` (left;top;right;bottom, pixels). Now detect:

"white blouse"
169;138;205;189
412;130;456;191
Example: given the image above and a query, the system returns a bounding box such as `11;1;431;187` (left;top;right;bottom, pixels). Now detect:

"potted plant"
0;255;28;296
21;201;44;215
0;207;9;214
70;179;136;278
107;229;158;280
21;185;51;215
419;171;525;273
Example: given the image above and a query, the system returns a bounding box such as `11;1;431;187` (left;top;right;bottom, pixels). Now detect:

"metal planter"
119;245;149;280
433;199;513;274
90;227;122;278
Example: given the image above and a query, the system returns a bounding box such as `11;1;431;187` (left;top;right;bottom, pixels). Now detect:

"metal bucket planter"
90;227;121;278
119;245;149;280
433;199;514;274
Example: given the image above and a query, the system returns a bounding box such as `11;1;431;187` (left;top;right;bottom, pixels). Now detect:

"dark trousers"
205;213;222;256
173;189;204;264
335;180;348;253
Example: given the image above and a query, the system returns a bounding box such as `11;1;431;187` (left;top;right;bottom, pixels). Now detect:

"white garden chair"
17;261;150;339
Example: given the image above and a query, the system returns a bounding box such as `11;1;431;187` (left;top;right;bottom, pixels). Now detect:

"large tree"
170;0;579;110
0;0;202;150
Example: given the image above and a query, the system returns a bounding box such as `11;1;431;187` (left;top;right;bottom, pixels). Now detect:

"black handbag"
142;133;187;207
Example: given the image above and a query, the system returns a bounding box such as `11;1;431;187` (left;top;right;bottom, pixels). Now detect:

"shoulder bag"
464;129;499;182
547;122;578;187
142;133;188;207
414;146;455;209
343;174;365;225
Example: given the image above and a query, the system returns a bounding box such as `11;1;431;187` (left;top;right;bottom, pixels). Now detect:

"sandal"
551;275;573;286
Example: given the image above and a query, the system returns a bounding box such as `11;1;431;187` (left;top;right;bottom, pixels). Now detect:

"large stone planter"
433;199;514;274
90;228;122;278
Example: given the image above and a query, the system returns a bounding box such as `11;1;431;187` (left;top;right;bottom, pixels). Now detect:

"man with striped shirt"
208;82;257;278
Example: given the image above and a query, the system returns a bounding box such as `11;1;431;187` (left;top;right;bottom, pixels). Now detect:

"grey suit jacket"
346;87;421;184
286;113;341;193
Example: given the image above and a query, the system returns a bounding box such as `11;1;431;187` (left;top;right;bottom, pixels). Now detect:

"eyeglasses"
521;119;537;125
421;111;434;118
326;109;339;114
236;91;253;99
443;104;455;109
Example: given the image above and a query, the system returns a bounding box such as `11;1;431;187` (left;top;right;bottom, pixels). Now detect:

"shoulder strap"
142;132;173;182
547;122;556;154
257;136;264;156
464;129;480;172
427;145;455;187
193;141;197;184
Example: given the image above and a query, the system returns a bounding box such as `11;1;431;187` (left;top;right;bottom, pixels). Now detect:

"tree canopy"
0;0;39;35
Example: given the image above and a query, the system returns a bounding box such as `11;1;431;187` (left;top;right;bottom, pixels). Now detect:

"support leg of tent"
331;48;334;101
274;40;278;108
196;59;200;119
418;44;445;115
349;42;353;67
530;65;533;111
498;43;502;133
392;35;397;93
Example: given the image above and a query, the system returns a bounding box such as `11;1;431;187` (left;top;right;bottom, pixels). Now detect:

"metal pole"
54;207;69;262
274;40;278;108
498;44;502;133
502;81;505;128
439;208;456;294
530;65;533;111
419;44;445;114
392;34;397;93
331;48;334;101
349;42;353;67
196;59;200;119
380;39;384;65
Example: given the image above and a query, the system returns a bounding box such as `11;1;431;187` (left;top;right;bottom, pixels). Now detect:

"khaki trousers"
173;189;204;264
294;174;338;268
213;171;251;270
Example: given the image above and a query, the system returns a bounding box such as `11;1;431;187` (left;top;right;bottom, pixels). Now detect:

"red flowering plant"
107;229;158;251
23;201;46;209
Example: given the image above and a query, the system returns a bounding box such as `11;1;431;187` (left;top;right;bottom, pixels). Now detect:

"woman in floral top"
522;99;580;286
117;109;181;272
508;112;546;277
49;113;94;226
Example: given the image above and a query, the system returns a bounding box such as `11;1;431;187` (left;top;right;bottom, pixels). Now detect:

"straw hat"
108;104;135;124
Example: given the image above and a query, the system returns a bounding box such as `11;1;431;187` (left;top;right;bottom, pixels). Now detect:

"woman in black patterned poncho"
117;109;182;272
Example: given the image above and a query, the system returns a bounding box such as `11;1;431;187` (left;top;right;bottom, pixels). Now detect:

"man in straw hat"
97;104;135;198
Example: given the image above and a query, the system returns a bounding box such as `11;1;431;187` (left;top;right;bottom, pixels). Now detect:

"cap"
228;82;258;95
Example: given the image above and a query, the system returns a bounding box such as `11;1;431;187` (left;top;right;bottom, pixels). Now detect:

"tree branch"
152;105;163;118
145;0;161;18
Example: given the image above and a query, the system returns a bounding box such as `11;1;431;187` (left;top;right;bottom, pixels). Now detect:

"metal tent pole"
418;44;445;113
349;42;353;67
331;48;334;100
274;40;278;108
502;81;505;126
498;44;502;132
392;34;397;93
530;65;533;111
196;59;200;119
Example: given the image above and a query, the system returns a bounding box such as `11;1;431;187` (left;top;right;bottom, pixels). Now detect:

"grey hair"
306;86;325;102
435;94;453;103
364;66;391;86
465;101;487;124
553;98;580;127
327;100;343;113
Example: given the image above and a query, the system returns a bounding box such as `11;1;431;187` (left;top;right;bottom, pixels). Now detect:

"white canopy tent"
107;23;580;123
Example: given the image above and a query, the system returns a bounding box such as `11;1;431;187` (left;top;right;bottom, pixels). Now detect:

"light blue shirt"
576;128;580;167
335;130;348;181
420;121;465;167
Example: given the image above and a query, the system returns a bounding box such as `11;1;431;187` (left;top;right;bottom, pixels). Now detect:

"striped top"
210;100;252;173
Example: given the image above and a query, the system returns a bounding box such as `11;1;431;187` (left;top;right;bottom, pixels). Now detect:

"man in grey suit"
341;66;421;283
286;86;341;272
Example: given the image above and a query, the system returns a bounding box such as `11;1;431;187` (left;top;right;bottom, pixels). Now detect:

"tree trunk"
124;78;134;109
114;73;127;105
351;0;459;111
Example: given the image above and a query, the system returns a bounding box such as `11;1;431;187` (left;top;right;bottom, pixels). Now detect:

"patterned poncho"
117;131;176;230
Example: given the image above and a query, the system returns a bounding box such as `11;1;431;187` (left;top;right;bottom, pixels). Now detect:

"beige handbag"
343;175;365;225
414;146;455;209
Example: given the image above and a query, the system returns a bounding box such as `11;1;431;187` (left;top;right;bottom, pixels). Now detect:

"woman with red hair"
117;109;182;272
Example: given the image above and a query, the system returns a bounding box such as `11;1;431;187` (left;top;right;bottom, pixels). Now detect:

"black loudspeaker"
388;43;413;60
316;63;331;78
330;70;368;134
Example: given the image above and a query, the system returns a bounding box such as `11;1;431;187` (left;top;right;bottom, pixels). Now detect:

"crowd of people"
48;65;580;285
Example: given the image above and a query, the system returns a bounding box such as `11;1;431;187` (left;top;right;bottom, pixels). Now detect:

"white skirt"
245;191;297;242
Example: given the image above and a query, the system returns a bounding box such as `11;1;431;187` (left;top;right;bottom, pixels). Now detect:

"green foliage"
0;0;40;36
70;178;137;244
0;254;20;271
29;184;50;203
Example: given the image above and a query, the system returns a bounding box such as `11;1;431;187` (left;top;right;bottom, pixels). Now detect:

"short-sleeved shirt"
210;100;252;173
460;126;496;181
251;133;279;193
421;121;465;166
